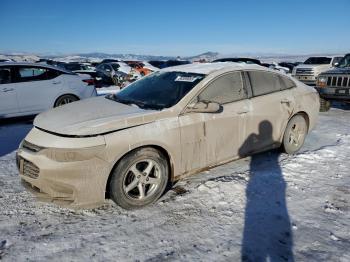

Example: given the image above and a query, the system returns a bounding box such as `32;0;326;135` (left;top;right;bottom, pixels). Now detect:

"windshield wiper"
106;95;163;110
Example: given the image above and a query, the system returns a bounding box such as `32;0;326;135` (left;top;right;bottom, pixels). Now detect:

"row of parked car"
1;53;349;119
35;57;299;88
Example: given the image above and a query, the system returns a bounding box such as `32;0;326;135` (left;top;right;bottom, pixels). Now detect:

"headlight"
316;76;327;88
46;145;106;162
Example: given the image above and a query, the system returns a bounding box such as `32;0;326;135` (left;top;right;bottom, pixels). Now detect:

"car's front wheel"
54;94;78;107
282;115;308;154
108;147;169;209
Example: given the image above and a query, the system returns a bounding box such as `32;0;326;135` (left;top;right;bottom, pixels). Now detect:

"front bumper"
316;87;350;101
17;128;111;208
294;75;317;86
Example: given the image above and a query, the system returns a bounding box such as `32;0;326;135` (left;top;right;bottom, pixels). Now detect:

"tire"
112;76;119;86
54;94;78;107
282;115;308;154
319;97;331;112
108;147;169;209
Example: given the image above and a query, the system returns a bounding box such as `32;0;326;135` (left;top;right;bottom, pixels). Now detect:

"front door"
179;71;250;173
0;67;19;117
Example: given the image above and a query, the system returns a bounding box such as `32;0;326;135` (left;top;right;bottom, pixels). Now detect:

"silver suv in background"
292;56;343;86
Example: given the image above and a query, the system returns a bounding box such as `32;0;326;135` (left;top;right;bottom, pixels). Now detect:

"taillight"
82;78;95;86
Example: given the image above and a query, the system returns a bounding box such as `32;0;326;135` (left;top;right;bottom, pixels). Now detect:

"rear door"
240;70;295;155
13;66;63;113
0;66;20;116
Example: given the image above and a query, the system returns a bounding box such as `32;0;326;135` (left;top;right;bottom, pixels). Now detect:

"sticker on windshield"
175;76;201;82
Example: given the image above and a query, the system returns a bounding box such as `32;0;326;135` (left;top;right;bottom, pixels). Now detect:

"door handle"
52;81;61;84
237;109;250;114
281;98;291;104
2;88;14;92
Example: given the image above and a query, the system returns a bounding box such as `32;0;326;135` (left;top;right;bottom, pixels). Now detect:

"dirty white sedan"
17;63;319;209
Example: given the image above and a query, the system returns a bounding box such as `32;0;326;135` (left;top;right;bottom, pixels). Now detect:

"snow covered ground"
0;108;350;261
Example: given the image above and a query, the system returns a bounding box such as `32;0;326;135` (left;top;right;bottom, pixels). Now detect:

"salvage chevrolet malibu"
17;62;319;209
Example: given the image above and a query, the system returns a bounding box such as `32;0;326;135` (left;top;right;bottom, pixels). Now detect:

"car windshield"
111;64;120;70
107;71;205;110
337;55;350;68
304;57;331;65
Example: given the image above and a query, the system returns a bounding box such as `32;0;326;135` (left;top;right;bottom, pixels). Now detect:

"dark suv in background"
316;54;350;111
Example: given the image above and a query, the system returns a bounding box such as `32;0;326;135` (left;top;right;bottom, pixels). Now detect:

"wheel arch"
105;144;175;198
294;111;310;132
53;93;80;107
279;111;310;144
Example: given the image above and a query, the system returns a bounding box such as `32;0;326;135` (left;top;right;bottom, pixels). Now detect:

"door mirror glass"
185;101;222;114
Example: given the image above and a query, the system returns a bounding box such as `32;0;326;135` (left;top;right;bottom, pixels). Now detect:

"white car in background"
142;61;160;72
0;63;97;118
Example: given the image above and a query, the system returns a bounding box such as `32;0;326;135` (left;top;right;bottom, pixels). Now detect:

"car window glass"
17;67;57;82
111;64;120;71
198;72;246;104
248;71;281;96
279;75;296;90
332;57;342;65
0;68;11;84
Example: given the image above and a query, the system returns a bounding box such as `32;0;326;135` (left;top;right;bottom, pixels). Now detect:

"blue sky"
1;0;349;56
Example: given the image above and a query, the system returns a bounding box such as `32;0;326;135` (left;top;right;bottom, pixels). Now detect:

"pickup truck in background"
292;56;343;86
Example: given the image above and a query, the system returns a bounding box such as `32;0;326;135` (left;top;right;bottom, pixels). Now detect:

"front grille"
326;76;350;88
296;68;314;75
21;158;40;179
22;140;44;153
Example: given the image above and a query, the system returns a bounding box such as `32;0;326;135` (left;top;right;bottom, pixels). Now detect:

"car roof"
212;57;261;63
0;62;74;74
161;62;264;75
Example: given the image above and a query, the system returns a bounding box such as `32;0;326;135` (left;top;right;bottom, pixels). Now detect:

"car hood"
320;67;350;75
34;96;159;136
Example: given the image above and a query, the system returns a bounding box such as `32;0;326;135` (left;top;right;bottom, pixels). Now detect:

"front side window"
248;71;281;96
332;57;343;66
198;72;246;104
108;71;205;110
337;55;350;68
0;67;11;84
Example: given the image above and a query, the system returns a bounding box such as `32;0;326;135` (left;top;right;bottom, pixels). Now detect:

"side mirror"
334;62;339;66
185;101;222;114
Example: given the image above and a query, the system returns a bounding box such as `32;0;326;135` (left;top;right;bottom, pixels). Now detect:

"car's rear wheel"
282;115;308;154
54;94;78;107
109;147;169;209
319;97;331;112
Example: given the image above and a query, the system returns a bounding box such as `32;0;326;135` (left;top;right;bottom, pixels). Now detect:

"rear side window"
248;71;281;96
0;68;11;84
280;75;296;90
198;72;246;104
15;67;60;82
